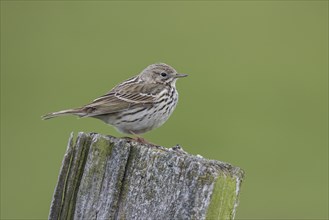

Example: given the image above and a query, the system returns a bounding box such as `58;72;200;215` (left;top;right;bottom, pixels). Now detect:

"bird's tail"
41;108;85;120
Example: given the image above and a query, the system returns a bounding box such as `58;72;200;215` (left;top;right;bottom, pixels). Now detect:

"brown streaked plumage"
42;63;187;135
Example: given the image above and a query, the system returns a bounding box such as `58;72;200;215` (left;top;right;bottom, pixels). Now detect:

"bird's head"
139;63;188;86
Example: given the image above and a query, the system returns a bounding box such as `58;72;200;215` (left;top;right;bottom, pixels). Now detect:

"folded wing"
82;83;166;117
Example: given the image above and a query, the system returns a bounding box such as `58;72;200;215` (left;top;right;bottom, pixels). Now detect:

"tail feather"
41;108;85;120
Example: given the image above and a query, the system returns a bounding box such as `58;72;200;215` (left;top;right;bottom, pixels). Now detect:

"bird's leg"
129;131;157;146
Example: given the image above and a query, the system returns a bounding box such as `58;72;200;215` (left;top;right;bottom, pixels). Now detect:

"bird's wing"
82;83;166;117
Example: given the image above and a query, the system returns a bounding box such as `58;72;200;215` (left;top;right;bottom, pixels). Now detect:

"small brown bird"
42;63;187;136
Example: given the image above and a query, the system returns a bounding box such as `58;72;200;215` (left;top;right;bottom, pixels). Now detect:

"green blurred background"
1;1;328;219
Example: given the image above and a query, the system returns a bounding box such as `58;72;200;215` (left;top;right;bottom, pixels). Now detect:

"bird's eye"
160;72;167;77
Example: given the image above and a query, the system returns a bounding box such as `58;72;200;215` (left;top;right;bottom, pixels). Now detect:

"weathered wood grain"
49;132;244;220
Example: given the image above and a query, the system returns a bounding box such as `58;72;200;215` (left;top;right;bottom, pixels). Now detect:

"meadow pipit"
42;63;187;136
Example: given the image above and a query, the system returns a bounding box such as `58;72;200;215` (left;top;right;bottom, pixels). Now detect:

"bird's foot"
126;131;159;147
134;136;158;146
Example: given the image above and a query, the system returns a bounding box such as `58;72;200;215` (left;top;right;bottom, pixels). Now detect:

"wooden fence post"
49;132;244;220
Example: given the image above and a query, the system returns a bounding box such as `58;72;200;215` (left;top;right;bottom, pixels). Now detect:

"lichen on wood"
49;132;244;220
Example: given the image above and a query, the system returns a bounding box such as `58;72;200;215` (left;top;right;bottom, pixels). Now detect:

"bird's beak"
174;73;188;78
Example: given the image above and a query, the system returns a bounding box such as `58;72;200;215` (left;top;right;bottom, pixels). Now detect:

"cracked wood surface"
49;132;244;220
